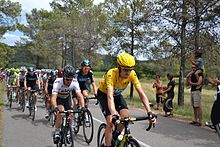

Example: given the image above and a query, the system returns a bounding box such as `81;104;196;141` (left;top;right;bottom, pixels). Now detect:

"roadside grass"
94;72;215;122
0;82;5;147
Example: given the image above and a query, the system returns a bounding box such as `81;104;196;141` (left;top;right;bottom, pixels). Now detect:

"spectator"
162;73;175;117
152;75;163;110
188;64;203;127
186;51;204;88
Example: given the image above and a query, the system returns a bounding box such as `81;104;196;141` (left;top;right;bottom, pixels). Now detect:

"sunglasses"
83;66;91;70
65;78;73;81
121;68;133;72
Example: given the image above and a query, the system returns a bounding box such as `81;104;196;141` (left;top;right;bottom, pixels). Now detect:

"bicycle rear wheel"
97;123;106;147
125;137;140;147
83;109;94;144
211;99;220;138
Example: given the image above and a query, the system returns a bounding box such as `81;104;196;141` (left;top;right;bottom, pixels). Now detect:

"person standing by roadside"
188;64;203;126
162;73;175;117
153;75;163;110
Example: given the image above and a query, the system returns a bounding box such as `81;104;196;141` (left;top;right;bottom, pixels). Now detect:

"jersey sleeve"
131;71;141;88
105;70;114;89
73;81;81;93
52;79;60;94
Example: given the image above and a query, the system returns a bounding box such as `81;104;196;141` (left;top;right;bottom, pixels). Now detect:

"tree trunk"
178;0;187;106
36;56;40;69
129;9;135;99
194;0;200;50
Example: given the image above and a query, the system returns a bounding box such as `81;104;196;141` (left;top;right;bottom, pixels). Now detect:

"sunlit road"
3;93;220;147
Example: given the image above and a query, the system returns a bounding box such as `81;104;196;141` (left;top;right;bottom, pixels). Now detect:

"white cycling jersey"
52;78;81;99
18;72;26;82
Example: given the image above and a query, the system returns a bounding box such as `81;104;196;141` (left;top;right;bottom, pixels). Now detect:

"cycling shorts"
57;95;72;110
97;89;128;117
19;81;24;88
27;83;39;91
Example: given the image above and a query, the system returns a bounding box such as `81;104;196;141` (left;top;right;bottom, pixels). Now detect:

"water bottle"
115;132;123;146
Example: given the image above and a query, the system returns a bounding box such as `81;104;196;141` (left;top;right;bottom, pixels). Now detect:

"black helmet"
81;59;91;67
28;66;34;72
63;65;75;78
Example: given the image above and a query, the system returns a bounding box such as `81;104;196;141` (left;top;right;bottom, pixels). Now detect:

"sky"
0;0;104;46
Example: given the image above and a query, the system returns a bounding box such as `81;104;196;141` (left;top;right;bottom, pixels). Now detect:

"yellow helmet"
117;52;135;67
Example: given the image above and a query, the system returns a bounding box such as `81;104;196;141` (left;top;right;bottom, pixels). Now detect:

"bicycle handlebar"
117;115;156;131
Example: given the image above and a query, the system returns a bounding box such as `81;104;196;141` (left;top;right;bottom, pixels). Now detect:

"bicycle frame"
98;116;154;147
57;110;75;147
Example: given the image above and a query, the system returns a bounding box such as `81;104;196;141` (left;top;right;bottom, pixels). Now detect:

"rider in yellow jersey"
96;52;156;147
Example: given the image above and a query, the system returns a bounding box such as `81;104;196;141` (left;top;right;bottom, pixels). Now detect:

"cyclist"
57;67;63;78
51;65;85;144
6;68;19;102
17;66;27;106
96;52;156;147
72;59;97;107
208;76;220;130
24;66;40;111
44;70;57;119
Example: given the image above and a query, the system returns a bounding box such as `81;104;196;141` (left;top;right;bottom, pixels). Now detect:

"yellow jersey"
98;68;141;96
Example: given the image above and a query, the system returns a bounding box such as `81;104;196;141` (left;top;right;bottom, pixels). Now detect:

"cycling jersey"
52;78;81;99
8;73;18;86
47;76;56;94
98;68;141;96
76;69;94;91
25;72;38;88
18;72;26;82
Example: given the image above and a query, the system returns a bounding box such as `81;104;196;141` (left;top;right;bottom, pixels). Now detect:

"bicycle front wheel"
64;125;74;147
125;137;141;147
83;109;94;144
21;91;26;112
9;91;13;108
97;123;106;147
72;112;80;134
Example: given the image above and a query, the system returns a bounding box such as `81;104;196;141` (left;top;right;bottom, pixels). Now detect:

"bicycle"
47;105;55;127
19;87;26;112
72;95;95;144
205;97;220;138
8;85;17;108
28;89;39;121
72;107;94;144
54;109;75;147
97;116;156;147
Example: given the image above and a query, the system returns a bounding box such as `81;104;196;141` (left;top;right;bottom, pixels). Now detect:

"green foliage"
0;43;15;67
0;0;21;38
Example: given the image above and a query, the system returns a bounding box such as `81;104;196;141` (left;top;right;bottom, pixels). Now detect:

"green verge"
0;82;5;147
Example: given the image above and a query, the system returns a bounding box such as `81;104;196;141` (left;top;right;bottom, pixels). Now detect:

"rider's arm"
135;86;152;113
76;92;85;108
51;94;58;108
107;87;117;115
91;82;97;95
24;77;27;89
45;82;48;94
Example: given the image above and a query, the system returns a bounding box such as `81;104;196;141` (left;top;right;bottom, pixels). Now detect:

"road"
2;93;220;147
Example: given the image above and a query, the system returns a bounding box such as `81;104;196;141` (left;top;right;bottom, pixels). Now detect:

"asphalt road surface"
3;93;220;147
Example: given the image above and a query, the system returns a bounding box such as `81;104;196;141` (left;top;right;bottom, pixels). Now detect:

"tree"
0;42;15;67
152;0;220;105
0;0;21;38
